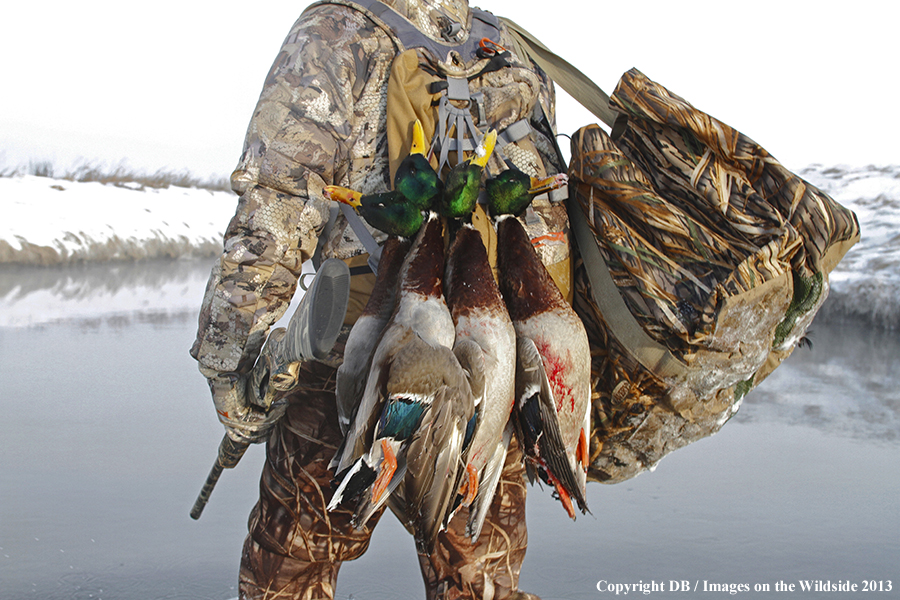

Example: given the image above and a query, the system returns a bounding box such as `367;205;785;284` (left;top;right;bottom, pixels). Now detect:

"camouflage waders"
238;358;534;600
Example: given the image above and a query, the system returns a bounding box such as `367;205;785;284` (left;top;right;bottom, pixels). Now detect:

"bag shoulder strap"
500;17;618;128
566;195;688;380
505;22;688;379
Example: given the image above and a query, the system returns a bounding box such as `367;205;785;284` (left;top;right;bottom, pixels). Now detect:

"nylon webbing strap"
312;204;340;269
503;17;685;378
317;0;501;59
500;17;618;129
566;198;687;380
497;119;532;148
338;203;383;274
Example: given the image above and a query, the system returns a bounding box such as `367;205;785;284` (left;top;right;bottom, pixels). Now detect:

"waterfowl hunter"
488;169;591;519
328;214;474;552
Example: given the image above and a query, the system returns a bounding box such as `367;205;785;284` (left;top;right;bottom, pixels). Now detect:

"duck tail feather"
329;435;348;472
418;426;465;554
466;426;512;540
354;452;408;529
327;458;376;512
536;394;589;515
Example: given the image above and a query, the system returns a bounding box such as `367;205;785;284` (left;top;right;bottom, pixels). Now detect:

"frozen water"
1;167;898;598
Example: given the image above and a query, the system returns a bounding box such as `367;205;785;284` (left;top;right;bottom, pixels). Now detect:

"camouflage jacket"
191;0;570;379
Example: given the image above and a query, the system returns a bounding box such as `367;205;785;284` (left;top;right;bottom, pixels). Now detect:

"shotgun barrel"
190;435;249;520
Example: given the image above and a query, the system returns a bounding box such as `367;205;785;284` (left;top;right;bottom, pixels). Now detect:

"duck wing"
514;336;587;513
335;320;415;475
333;334;457;527
403;363;474;554
335;237;411;434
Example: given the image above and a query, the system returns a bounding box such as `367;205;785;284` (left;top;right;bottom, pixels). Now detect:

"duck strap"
307;0;505;275
348;1;534;178
338;203;383;274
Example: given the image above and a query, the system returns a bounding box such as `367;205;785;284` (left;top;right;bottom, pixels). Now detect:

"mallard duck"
334;237;412;435
324;186;425;239
323;120;442;239
329;214;474;551
486;169;569;218
400;336;475;553
444;223;517;540
488;174;591;519
439;130;497;220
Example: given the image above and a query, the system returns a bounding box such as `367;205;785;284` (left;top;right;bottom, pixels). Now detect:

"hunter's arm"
191;6;399;384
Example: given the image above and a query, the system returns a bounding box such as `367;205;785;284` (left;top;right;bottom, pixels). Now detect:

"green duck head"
359;192;425;238
393;120;442;210
324;186;425;238
485;169;568;218
440;129;497;219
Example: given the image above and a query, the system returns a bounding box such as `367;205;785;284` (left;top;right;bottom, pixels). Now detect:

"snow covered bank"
799;164;900;330
0;175;235;265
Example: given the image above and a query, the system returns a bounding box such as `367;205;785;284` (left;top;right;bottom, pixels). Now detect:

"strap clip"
477;38;506;58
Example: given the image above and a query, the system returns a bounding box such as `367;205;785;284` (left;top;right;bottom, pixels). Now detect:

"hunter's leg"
239;361;384;600
416;436;539;600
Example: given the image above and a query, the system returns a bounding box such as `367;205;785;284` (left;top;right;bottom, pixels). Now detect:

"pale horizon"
3;1;897;178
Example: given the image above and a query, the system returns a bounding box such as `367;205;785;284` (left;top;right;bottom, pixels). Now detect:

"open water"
1;260;898;600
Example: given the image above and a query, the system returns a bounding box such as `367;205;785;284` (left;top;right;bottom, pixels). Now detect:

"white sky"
2;1;897;178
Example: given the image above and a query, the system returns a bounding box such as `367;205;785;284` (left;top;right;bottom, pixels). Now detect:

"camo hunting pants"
238;359;536;600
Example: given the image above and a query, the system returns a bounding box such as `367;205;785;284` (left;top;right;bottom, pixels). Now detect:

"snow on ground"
0;175;234;263
799;164;900;329
1;165;898;329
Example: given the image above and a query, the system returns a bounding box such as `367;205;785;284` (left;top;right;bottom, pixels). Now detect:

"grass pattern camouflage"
569;69;860;484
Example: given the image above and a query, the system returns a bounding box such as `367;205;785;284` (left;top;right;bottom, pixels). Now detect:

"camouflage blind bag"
564;69;860;484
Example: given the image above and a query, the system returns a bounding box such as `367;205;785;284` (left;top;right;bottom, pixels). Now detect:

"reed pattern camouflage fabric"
238;359;534;600
569;69;860;484
414;436;531;600
239;360;383;600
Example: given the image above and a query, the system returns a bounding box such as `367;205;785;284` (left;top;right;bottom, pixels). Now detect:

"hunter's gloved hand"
203;370;287;445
